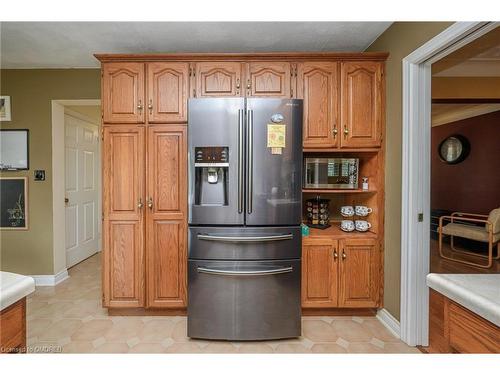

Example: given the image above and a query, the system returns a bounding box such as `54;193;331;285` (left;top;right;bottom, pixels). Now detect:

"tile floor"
26;254;420;353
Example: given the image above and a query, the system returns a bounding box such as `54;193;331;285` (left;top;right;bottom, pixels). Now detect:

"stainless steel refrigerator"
187;98;303;341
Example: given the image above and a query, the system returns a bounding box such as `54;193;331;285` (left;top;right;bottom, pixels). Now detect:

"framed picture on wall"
0;129;29;170
0;177;28;230
0;96;12;121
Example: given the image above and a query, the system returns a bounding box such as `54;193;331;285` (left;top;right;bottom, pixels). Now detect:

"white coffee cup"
355;220;372;232
340;220;355;232
340;206;355;217
355;206;373;217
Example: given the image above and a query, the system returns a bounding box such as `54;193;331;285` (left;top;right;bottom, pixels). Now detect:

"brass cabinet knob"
341;250;346;260
137;100;143;111
333;126;338;138
236;78;240;89
247;79;251;90
333;250;338;260
137;198;143;209
147;197;153;209
148;99;153;114
343;125;349;136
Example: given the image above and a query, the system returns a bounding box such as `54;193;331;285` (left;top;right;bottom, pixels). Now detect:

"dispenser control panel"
194;147;229;166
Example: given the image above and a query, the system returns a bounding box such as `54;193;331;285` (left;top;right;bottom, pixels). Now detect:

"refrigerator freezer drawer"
188;226;301;260
187;259;301;340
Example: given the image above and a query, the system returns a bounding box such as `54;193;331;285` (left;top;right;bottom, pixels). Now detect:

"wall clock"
438;134;470;164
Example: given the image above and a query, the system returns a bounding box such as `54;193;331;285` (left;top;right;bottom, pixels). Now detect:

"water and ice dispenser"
194;147;229;206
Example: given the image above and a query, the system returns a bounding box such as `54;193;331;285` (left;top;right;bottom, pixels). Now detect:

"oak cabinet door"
339;238;379;308
146;126;187;308
340;62;382;148
102;126;145;307
302;238;338;308
195;62;242;97
103;63;145;124
298;62;339;148
246;62;291;98
147;62;189;123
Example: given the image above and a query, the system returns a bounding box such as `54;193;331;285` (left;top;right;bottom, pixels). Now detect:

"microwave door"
245;98;303;226
188;98;245;225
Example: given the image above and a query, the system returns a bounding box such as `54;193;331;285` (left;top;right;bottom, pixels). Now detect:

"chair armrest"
451;212;488;218
439;215;493;232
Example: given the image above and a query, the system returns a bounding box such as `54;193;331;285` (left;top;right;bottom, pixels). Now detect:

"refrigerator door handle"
238;109;244;214
246;109;254;214
197;233;293;242
197;266;293;276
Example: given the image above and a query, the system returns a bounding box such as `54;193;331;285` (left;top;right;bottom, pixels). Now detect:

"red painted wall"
431;110;500;215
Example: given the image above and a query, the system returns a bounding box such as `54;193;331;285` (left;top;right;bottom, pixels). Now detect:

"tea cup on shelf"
340;206;355;217
355;206;373;217
340;220;355;232
355;220;372;232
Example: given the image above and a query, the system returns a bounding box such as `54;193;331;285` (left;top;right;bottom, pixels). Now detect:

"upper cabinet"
103;63;145;123
340;62;383;148
147;62;189;123
195;62;242;97
246;62;292;98
298;62;339;148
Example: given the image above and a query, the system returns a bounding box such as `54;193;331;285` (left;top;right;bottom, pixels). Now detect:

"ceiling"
433;26;500;77
0;22;392;68
432;103;500;126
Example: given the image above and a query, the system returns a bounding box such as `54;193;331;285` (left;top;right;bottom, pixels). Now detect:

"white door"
65;113;100;267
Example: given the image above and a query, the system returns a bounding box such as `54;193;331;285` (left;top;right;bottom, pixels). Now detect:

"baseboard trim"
31;269;69;286
376;308;401;339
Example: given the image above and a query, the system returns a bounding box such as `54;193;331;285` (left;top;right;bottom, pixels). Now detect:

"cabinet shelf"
303;188;377;194
303;223;378;240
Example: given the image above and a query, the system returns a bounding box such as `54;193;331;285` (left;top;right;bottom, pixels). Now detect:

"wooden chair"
438;208;500;268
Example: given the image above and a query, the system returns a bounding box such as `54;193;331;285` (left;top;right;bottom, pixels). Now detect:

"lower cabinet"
302;238;338;308
302;237;379;308
102;124;187;310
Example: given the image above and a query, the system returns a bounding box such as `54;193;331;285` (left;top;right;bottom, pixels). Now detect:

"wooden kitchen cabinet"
103;63;145;124
298;62;339;148
302;238;339;308
102;126;145;308
146;126;187;308
338;238;379;307
340;62;382;148
195;62;243;97
246;62;292;98
147;62;189;123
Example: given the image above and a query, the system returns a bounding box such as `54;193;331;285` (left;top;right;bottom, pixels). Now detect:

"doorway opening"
51;99;101;275
400;22;499;347
426;26;500;352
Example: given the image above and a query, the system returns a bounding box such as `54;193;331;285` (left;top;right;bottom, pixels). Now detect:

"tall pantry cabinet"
101;62;188;309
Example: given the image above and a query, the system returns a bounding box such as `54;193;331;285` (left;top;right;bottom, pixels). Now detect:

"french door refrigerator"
187;98;303;340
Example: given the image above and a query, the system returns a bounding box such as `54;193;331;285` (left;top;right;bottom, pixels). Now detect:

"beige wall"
432;77;500;99
0;69;100;275
366;22;453;320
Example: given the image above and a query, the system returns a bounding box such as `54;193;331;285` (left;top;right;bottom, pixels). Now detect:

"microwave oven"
304;158;359;189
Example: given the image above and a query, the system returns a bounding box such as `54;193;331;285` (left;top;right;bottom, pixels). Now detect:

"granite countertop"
0;271;35;311
426;273;500;327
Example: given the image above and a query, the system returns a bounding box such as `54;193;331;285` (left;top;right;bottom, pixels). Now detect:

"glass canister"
305;197;331;229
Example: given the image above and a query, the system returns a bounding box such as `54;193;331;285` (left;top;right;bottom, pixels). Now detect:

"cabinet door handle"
236;78;240;89
343;125;349;138
147;197;153;209
247;79;251;90
333;249;338;260
148;99;153;114
137;100;143;112
341;250;346;260
137;198;143;209
333;125;338;138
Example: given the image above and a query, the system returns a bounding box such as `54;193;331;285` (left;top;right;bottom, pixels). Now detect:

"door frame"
400;22;499;346
51;99;101;276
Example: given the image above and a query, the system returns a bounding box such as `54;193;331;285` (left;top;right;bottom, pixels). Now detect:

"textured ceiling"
0;22;392;68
